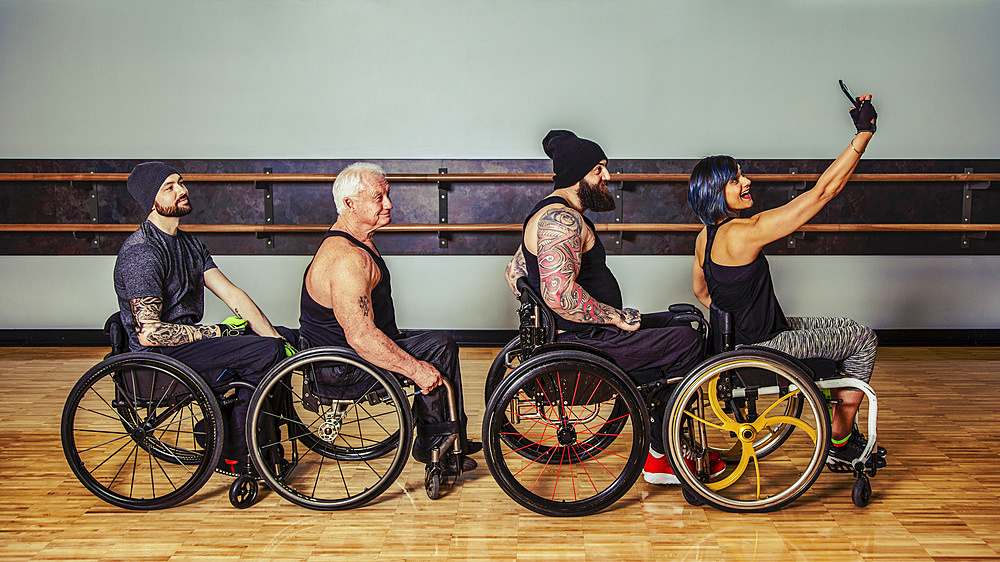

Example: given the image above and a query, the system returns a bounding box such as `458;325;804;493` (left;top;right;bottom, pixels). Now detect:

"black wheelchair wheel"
852;474;872;507
248;348;413;510
425;465;442;500
229;475;258;509
490;350;630;464
61;353;223;510
483;353;647;517
664;350;830;513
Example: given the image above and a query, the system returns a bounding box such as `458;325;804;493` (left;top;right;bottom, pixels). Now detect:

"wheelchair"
243;337;471;510
481;278;885;517
61;314;254;510
62;316;469;511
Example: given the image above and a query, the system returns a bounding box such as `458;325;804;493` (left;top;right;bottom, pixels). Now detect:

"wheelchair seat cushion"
800;357;839;380
308;362;381;402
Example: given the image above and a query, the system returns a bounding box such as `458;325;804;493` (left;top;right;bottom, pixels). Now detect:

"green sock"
832;434;850;446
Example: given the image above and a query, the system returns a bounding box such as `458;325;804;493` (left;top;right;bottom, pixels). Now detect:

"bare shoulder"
713;218;762;265
537;203;584;230
311;236;379;289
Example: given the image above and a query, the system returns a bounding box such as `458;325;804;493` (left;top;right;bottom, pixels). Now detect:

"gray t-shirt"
114;220;218;351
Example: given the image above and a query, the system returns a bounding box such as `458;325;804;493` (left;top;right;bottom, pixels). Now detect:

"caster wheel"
425;466;442;500
681;486;704;507
230;475;258;509
852;475;872;508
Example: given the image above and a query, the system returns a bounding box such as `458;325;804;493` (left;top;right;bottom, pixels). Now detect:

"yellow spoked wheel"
664;350;830;513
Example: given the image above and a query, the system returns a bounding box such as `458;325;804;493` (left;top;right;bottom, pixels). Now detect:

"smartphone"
839;79;862;108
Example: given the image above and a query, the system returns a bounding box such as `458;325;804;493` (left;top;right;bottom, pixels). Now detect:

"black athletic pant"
391;330;470;453
154;331;291;462
556;311;705;453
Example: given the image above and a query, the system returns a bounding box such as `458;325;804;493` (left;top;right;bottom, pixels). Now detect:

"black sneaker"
829;429;884;464
828;436;865;464
852;424;888;457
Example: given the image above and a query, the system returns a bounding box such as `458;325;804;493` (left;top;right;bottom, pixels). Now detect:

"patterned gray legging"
753;317;877;382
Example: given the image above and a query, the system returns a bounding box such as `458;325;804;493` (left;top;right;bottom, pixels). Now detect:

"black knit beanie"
542;130;607;188
127;162;180;213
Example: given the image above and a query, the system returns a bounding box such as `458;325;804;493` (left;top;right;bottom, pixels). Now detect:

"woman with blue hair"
687;94;882;464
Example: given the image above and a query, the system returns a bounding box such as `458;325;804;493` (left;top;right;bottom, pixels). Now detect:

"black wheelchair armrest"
672;313;703;325
668;303;700;315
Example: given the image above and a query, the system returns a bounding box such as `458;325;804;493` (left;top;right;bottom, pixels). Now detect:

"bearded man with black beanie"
504;130;718;486
113;162;295;474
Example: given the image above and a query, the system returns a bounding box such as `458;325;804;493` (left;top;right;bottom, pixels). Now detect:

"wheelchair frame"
62;315;468;511
481;278;884;516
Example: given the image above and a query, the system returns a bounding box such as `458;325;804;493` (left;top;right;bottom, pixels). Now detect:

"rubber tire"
61;353;223;510
483;352;647;517
247;348;413;511
425;465;442;500
852;474;872;507
663;350;830;513
230;475;258;509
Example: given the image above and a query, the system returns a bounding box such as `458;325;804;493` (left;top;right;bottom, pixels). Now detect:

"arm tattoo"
359;295;370;317
505;247;528;296
130;296;218;347
536;208;621;325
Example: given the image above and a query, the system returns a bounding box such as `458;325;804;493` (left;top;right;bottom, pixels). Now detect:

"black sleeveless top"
703;219;789;344
299;230;399;348
522;196;623;333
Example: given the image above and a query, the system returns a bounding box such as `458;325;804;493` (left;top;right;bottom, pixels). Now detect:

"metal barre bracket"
961;168;991;249
255;167;274;248
438;167;450;249
786;168;808;249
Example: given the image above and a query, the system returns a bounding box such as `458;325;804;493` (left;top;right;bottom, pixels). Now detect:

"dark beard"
578;177;615;212
154;201;193;217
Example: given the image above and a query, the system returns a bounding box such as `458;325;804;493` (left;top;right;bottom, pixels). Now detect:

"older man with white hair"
298;162;480;471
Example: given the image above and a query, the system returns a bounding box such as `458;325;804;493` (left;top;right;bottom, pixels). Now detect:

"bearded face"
578;175;616;212
154;199;193;217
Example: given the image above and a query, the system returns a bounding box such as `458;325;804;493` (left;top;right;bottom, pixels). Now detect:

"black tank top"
703;219;789;344
299;230;399;348
522;196;623;333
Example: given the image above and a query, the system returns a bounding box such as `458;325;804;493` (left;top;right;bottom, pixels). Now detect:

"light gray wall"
2;0;998;159
1;1;998;331
2;255;997;330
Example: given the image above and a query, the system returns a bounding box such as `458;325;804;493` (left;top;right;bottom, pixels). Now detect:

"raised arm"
316;248;442;394
204;267;282;339
535;207;639;331
505;246;528;297
735;97;877;253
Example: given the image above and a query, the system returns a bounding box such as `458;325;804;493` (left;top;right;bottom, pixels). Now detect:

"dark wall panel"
1;158;997;256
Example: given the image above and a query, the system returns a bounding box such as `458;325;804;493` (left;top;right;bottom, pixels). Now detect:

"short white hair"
332;162;386;214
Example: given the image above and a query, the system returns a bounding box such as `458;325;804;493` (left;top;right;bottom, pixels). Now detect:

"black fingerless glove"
850;99;877;133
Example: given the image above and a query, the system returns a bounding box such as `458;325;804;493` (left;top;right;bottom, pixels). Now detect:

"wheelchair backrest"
103;312;195;403
708;303;734;355
104;312;130;358
515;277;557;358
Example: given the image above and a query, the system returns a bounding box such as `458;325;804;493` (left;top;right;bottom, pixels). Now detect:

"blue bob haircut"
688;155;740;226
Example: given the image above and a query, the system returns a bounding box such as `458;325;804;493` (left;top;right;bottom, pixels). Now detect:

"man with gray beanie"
113;162;293;474
504;130;720;486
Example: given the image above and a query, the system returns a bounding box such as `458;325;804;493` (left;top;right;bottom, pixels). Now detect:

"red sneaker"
643;448;725;486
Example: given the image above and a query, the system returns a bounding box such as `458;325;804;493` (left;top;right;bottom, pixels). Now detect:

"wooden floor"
2;346;999;561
